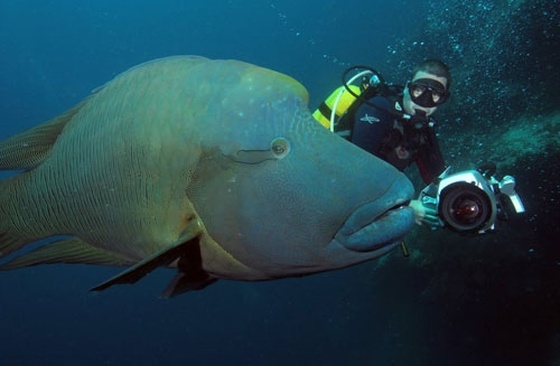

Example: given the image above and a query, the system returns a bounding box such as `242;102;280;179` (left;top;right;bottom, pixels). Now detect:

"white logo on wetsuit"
360;114;380;124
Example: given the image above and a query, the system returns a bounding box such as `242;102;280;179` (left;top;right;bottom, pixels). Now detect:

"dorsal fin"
0;100;87;171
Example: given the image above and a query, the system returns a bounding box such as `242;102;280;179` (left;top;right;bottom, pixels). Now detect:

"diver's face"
403;71;448;116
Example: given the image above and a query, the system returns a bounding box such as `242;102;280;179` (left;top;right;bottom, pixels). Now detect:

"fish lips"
334;197;415;253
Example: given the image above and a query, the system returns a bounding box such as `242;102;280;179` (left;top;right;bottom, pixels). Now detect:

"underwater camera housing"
419;164;525;234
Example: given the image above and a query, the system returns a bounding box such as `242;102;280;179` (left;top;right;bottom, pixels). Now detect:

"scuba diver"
313;59;451;227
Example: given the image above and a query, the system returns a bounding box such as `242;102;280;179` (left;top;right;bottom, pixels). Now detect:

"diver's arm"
416;127;446;184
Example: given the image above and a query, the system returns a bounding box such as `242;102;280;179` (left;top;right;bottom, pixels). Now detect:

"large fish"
0;56;415;297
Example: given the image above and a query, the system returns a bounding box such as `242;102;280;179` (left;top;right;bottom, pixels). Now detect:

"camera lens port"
439;183;492;233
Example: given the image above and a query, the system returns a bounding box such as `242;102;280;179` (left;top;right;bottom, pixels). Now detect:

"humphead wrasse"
0;56;415;297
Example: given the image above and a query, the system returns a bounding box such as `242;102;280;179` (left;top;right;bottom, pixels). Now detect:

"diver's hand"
409;199;441;228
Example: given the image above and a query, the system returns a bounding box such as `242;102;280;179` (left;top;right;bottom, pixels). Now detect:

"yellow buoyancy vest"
312;85;362;131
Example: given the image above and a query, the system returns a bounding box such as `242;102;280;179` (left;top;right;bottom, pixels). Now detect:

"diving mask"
407;78;449;108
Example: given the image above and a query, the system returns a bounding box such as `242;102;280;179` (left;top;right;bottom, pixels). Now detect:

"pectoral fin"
162;271;217;298
90;238;197;292
161;240;217;298
90;217;210;293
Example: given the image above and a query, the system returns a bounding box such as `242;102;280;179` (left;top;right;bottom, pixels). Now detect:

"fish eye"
271;137;290;158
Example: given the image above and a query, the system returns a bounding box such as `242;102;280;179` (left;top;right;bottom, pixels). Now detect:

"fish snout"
334;178;416;252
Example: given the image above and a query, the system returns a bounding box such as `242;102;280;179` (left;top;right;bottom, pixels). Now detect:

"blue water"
1;1;559;365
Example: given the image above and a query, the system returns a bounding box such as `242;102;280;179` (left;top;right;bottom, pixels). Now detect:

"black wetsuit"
347;94;445;184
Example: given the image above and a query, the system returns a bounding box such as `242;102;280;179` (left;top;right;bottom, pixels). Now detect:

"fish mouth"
334;191;415;252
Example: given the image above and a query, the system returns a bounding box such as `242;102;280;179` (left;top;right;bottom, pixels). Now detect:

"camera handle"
497;176;525;213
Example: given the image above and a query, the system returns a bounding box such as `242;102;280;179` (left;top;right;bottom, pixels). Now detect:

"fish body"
0;56;415;296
